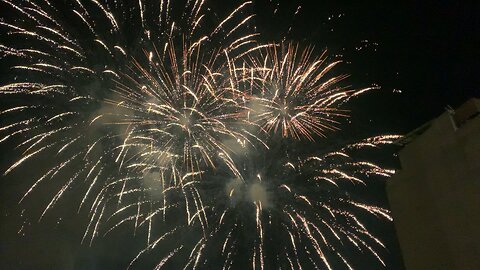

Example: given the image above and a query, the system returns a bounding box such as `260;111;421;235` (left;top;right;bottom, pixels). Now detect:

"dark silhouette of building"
387;98;480;270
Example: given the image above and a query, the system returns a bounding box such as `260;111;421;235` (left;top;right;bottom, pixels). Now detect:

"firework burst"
0;0;258;247
242;42;378;141
0;0;399;269
139;135;399;269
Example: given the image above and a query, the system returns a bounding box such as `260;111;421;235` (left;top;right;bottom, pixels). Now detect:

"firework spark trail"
0;0;400;269
188;134;400;269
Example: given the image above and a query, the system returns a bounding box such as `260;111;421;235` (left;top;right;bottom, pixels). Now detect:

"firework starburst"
243;43;377;140
0;0;399;269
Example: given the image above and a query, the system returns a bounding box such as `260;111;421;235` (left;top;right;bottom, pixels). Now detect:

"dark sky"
262;1;480;133
1;0;479;269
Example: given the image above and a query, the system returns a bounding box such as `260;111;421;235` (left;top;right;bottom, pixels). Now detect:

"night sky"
1;1;479;269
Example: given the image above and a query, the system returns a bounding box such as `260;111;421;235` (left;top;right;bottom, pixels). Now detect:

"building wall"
387;99;480;270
